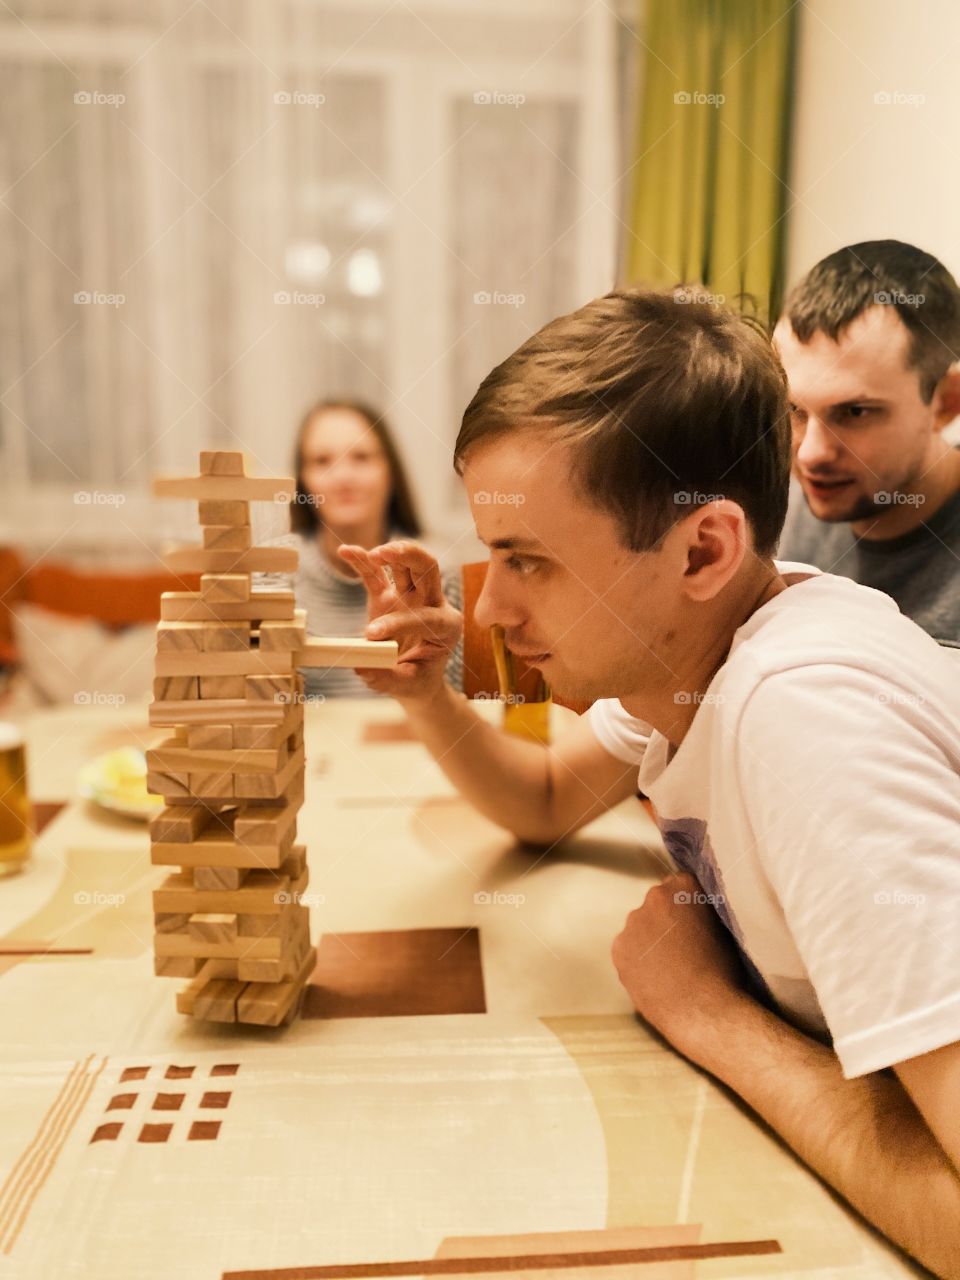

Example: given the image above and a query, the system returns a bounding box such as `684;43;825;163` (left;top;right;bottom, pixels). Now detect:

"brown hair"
454;288;791;556
290;398;423;538
784;240;960;402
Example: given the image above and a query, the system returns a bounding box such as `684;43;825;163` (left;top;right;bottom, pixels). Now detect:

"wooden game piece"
153;474;291;502
155;650;293;678
201;573;251;604
199;675;248;700
188;912;238;945
233;745;304;800
186;724;234;751
203;525;252;552
193;978;249;1023
237;946;316;1025
154;912;191;934
153;857;305;916
149;698;286;727
154;931;281;962
153;675;199;701
151;826;294;871
188;771;234;800
258;611;307;651
146;770;191;800
147;739;283;775
160;590;296;622
156;622;205;652
199;451;244;476
295;637;399;669
155;955;201;978
201;621;252;652
198;499;249;526
244;673;295;704
175;959;239;1014
164;546;298;575
150;803;216;844
193;865;247;892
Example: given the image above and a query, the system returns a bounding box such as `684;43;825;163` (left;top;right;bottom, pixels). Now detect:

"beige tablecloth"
0;699;925;1279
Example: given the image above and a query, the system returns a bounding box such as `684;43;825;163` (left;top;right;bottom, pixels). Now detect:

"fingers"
338;545;392;598
366;607;461;652
369;541;444;606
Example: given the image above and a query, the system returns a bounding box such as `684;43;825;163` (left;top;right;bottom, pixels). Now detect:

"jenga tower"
146;451;397;1026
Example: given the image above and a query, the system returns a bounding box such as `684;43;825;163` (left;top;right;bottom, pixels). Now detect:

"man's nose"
795;415;842;471
473;563;525;631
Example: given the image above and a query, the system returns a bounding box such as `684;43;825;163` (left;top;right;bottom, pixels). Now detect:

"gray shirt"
778;482;960;644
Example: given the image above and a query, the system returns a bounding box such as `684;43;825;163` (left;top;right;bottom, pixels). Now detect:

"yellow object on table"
0;722;31;876
491;624;552;744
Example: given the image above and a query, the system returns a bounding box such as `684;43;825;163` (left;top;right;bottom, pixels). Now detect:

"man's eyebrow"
485;536;544;552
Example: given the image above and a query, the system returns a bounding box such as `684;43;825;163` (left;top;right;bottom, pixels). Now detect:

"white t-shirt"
588;564;960;1078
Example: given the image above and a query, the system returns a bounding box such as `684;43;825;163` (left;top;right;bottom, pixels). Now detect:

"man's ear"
678;501;748;602
931;366;960;431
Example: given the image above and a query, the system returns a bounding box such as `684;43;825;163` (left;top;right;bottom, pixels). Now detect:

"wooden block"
237;945;316;1026
259;612;307;651
234;744;304;801
155;954;201;979
147;741;283;776
156;622;205;652
155;650;293;677
203;524;252;552
194;865;247;892
188;912;238;945
165;546;298;575
186;724;234;750
193;977;249;1023
149;698;286;728
237;912;285;938
154;911;191;934
295;637;398;669
234;705;302;750
160;590;295;623
153;675;199;701
154;931;281;961
175;958;238;1014
198;499;249;526
154;857;304;916
146;770;191;800
150;803;216;844
201;573;250;604
189;771;234;799
234;797;300;848
200;450;244;476
151;828;294;871
201;621;251;652
153;475;291;502
244;673;295;705
200;675;247;700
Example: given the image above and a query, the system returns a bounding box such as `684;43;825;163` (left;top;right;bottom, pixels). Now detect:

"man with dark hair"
776;239;960;642
342;287;960;1278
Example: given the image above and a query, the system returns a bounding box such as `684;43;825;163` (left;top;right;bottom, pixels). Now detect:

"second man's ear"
932;366;960;430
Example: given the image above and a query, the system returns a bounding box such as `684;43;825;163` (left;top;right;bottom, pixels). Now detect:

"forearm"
399;683;557;842
688;998;960;1278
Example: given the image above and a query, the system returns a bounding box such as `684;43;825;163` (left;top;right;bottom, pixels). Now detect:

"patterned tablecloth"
0;699;926;1280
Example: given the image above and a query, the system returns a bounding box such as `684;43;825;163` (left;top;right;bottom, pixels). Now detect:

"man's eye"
506;555;537;575
840;405;872;420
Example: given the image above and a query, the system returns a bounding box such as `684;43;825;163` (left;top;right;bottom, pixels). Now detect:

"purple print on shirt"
658;815;770;1001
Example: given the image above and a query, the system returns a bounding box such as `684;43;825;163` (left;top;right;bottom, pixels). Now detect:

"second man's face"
774;306;939;525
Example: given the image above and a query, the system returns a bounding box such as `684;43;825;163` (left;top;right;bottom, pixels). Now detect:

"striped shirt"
255;532;463;699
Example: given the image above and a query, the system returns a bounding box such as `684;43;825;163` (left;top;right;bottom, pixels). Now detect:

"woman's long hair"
290;398;423;538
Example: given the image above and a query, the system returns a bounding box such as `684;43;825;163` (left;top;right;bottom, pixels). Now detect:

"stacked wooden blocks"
147;450;398;1026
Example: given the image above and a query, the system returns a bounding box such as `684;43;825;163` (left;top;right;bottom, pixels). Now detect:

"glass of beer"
0;723;31;877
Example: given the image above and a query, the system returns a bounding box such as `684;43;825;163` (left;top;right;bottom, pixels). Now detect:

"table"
0;698;927;1279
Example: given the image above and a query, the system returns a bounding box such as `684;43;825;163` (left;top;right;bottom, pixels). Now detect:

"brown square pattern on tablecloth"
302;927;486;1019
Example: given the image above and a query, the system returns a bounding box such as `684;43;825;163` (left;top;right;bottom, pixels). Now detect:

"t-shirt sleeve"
738;664;960;1078
586;698;653;765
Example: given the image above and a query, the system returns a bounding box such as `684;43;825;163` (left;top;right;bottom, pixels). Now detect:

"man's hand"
611;872;751;1058
338;540;462;702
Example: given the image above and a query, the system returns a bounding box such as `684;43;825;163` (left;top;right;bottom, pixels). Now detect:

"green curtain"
624;0;797;323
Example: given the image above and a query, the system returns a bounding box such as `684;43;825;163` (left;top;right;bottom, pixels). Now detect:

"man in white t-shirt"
341;288;960;1277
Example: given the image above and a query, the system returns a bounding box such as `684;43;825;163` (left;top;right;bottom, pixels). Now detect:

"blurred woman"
273;398;461;698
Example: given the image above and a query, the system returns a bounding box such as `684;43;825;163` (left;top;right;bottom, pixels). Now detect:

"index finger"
338;545;393;600
370;541;445;607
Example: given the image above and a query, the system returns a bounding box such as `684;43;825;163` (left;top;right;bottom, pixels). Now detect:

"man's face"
773;306;938;523
462;435;681;702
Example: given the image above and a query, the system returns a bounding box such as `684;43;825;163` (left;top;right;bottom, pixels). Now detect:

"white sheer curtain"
0;0;618;562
